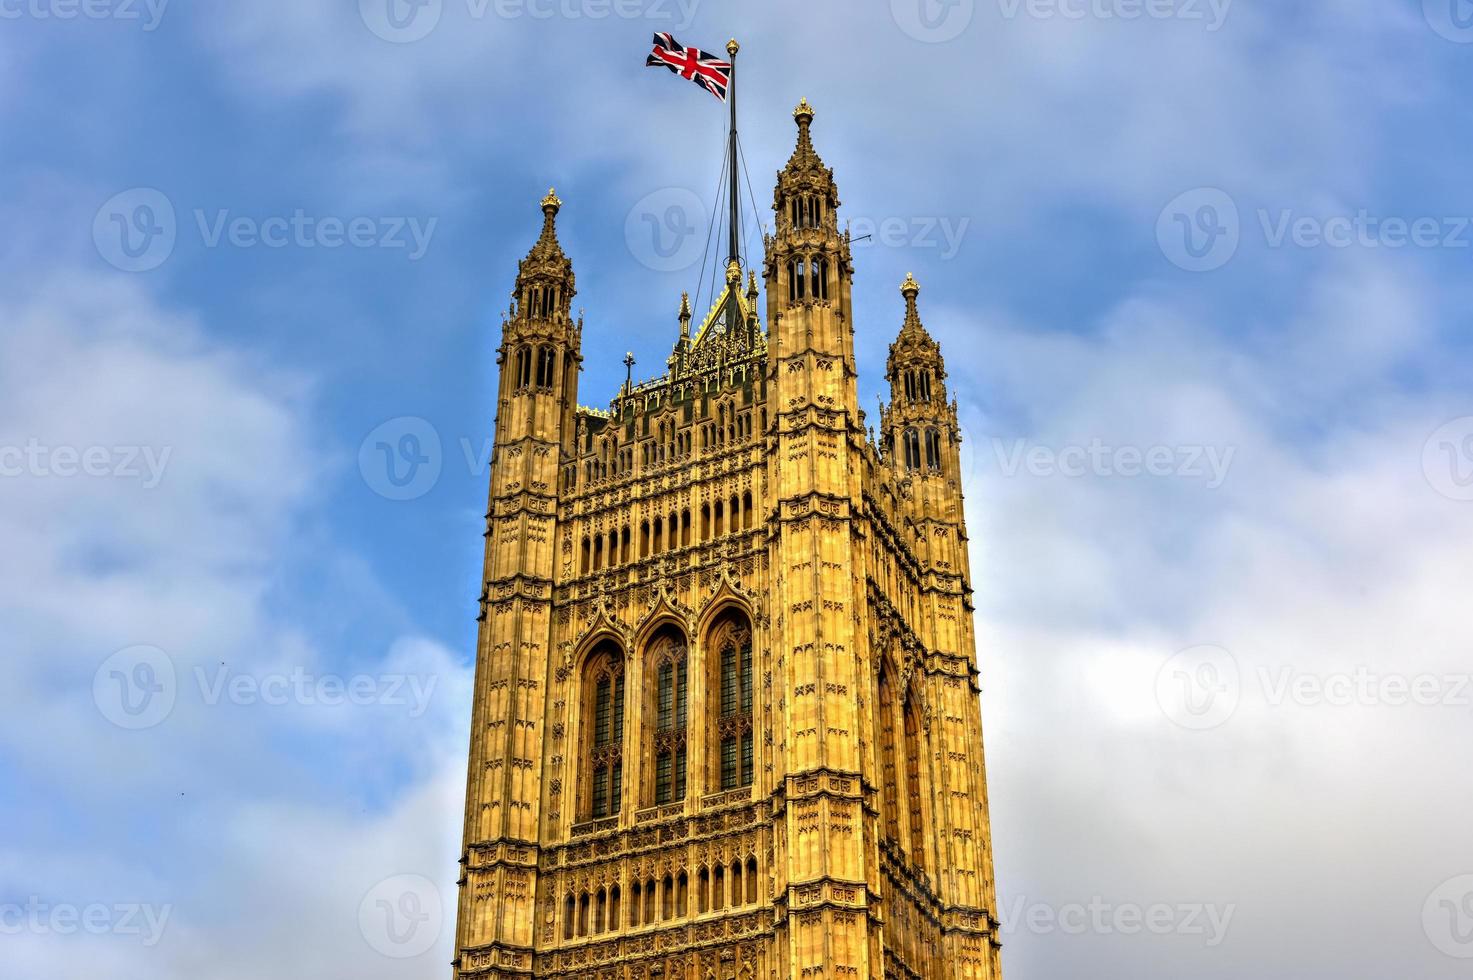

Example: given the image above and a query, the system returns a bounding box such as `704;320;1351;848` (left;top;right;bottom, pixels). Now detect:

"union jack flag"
645;33;731;103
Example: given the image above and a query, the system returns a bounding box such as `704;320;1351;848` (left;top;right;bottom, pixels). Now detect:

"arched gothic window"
709;610;755;791
925;429;942;471
877;666;901;842
646;628;689;805
904;693;928;874
904;429;922;471
789;257;808;301
514;346;532;390
581;644;625;820
527;285;557;319
536;345;557;388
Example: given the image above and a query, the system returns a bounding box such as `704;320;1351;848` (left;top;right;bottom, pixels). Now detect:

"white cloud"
955;253;1473;978
0;274;469;979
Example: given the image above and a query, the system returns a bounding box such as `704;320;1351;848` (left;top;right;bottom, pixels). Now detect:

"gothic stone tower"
453;102;1004;980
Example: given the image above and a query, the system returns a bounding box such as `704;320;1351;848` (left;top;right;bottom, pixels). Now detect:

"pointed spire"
678;291;692;338
786;98;823;173
772;97;838;230
515;186;575;320
887;271;943;389
900;272;922;327
896;272;933;346
532;187;564;255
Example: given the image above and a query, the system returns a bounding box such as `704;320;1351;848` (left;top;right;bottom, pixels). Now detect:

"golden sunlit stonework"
453;103;1004;980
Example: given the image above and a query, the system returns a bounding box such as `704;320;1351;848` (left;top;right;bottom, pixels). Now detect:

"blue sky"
4;2;1473;978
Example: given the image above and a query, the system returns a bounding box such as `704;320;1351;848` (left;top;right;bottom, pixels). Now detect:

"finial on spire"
747;269;758;299
541;187;562;213
900;272;922;326
727;38;739;57
793;98;814;123
893;272;935;354
726;258;741;286
678;291;692;337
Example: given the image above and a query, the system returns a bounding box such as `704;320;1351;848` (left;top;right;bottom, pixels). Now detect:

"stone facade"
452;101;1004;980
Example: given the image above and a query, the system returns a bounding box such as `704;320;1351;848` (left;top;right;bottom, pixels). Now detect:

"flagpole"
726;38;740;269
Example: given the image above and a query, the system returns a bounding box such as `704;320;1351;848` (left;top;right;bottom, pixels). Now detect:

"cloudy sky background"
3;1;1472;977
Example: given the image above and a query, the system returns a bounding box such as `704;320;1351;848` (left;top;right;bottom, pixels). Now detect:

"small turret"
881;273;960;480
498;188;582;456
